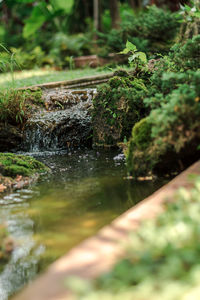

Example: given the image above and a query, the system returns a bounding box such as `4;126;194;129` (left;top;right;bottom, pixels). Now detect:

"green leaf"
137;52;147;63
120;48;130;55
184;4;192;12
120;41;137;55
50;0;73;13
23;5;47;39
128;54;138;63
126;41;137;51
194;12;200;18
180;4;185;11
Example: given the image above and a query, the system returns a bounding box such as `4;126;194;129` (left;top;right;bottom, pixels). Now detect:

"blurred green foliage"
0;1;183;70
97;6;180;57
0;88;43;125
68;176;200;300
126;34;200;177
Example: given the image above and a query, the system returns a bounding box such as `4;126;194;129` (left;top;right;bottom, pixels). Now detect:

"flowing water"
0;149;166;299
23;88;96;152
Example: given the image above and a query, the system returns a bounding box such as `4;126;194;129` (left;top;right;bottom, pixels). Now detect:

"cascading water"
23;88;96;152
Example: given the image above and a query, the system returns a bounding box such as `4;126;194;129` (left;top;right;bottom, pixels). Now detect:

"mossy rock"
126;116;200;177
126;117;190;177
0;123;23;152
108;76;132;89
0;153;49;178
113;69;129;78
93;74;148;147
126;118;153;176
131;118;152;151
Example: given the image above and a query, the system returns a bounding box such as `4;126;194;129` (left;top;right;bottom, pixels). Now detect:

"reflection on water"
0;149;166;299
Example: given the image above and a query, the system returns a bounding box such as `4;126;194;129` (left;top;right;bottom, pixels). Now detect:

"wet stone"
0;123;23;152
72;90;87;95
23;88;97;152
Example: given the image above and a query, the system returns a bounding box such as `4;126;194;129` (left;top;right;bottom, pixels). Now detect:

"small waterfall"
23;88;96;152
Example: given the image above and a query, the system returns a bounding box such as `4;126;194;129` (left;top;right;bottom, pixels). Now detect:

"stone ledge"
18;73;114;91
18;69;135;91
12;160;200;300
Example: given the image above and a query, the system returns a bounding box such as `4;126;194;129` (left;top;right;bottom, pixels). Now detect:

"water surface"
0;149;166;299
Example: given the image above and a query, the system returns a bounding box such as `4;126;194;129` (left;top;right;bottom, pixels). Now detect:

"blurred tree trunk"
109;0;121;29
94;0;99;30
93;0;102;31
83;0;92;19
67;0;93;33
129;0;142;9
1;2;11;27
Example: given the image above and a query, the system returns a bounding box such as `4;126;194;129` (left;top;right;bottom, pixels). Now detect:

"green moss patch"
126;118;153;177
0;153;49;178
92;70;148;147
131;118;152;151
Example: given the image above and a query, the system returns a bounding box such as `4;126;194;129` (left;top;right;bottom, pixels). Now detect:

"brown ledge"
18;73;114;91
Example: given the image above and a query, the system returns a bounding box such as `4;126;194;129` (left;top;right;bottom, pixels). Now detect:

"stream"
0;149;166;299
0;87;167;299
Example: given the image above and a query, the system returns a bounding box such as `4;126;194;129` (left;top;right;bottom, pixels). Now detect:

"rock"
23;89;96;152
92;75;147;147
0;123;23;151
24;107;92;151
0;88;96;153
0;153;49;178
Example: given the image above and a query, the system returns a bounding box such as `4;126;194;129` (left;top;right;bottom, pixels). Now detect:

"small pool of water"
0;149;166;299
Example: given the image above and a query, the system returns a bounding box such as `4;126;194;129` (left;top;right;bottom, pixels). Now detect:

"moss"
131;78;148;92
131;118;152;150
26;88;44;106
113;69;129;78
0;153;49;178
93;75;148;147
126;118;153;176
108;76;133;89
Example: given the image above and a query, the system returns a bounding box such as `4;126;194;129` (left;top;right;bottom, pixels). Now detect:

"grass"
0;88;43;124
0;66;129;90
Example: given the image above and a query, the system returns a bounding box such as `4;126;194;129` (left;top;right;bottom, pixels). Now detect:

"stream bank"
0;153;49;194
